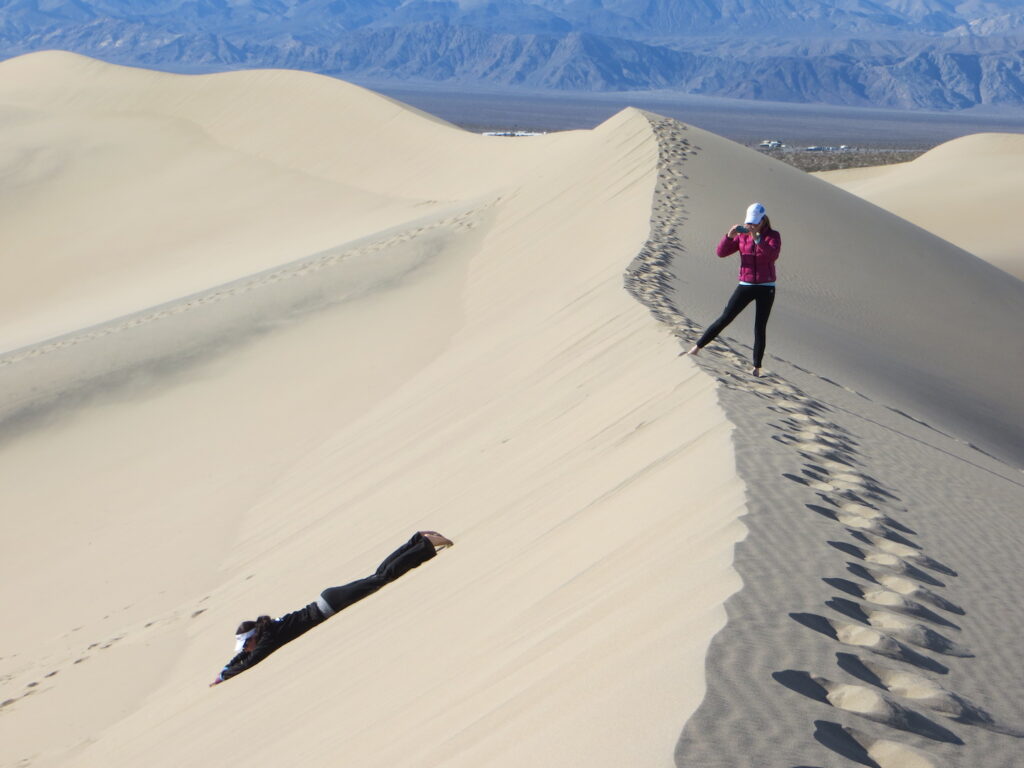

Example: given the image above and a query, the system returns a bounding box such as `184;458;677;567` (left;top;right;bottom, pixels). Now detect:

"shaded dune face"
647;117;1024;465
817;133;1024;282
635;114;1024;768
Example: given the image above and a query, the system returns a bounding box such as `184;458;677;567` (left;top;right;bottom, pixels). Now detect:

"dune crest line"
623;112;1024;767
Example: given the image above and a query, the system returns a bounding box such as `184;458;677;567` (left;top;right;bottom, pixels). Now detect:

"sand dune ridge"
2;51;1022;768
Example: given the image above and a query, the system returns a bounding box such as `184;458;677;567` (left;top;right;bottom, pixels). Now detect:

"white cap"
745;202;766;225
234;629;256;653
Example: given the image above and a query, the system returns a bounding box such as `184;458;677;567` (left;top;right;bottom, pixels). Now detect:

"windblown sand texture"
816;133;1024;281
2;51;1023;768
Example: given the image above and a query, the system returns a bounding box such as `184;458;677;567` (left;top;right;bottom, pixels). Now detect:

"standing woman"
210;530;453;685
686;202;780;376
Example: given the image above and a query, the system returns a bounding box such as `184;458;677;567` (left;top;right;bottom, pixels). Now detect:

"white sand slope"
2;51;1023;768
816;133;1024;280
0;52;746;768
0;50;545;353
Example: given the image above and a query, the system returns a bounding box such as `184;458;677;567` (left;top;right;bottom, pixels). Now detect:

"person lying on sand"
210;531;453;686
684;202;781;377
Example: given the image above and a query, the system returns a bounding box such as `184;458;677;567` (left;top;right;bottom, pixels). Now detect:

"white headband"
234;629;256;653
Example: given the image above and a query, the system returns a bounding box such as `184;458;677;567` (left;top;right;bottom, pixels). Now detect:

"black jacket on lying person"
214;532;439;683
219;602;326;681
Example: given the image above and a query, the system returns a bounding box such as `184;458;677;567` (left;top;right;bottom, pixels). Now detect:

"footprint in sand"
790;613;950;674
837;654;1024;737
792;423;826;436
832;471;873;485
768;407;817;421
866;614;969;657
859;583;946;613
784;470;837;492
841;724;939;768
852;533;956;576
860;544;954;581
775;671;961;743
791;440;851;458
840;512;896;534
838;501;890;522
828;477;866;493
829;540;953;584
889;577;963;616
813;457;859;471
795;429;858;452
768;420;818;437
770;403;835;421
826;578;960;630
848;562;944;596
851;526;920;552
840;504;918;536
849;566;963;614
806;502;916;543
825;597;972;658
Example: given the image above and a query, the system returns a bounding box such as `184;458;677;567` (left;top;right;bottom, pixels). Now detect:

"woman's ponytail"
234;615;274;649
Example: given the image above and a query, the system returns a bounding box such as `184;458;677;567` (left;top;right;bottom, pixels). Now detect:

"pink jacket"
716;229;781;284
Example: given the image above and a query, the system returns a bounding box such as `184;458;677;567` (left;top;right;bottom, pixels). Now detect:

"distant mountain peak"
2;0;1023;109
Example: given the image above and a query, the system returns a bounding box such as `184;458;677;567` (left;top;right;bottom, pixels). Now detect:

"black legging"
319;533;436;616
696;284;776;368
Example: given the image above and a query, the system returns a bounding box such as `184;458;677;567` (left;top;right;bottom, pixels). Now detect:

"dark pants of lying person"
215;532;438;682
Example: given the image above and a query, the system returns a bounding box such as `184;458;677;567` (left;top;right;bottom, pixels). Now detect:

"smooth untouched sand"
2;52;1023;768
815;133;1024;281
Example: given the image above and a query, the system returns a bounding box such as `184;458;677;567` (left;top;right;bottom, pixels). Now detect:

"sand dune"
816;133;1024;281
0;52;744;768
2;51;1022;768
0;50;545;352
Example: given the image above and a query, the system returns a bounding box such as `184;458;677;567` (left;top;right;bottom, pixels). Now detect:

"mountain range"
2;0;1024;109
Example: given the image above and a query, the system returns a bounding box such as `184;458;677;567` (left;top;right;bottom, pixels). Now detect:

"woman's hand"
209;677;223;687
727;224;746;238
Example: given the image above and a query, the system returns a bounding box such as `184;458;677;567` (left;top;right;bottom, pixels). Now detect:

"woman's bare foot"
751;367;761;377
420;531;454;550
680;344;700;357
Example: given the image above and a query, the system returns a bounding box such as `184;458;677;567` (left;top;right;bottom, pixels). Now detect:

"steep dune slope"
0;53;745;768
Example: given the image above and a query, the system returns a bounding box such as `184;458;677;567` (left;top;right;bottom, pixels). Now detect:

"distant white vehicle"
759;139;783;149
